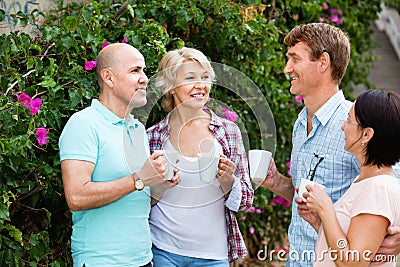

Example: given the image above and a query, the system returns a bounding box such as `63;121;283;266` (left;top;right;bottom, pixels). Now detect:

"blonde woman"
147;47;254;266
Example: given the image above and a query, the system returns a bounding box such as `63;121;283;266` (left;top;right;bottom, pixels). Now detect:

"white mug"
298;178;325;202
248;149;272;182
197;152;220;183
163;150;179;180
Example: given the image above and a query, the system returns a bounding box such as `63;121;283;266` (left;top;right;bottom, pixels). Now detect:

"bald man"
59;43;168;266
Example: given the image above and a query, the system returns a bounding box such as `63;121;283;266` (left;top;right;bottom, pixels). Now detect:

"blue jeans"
152;245;229;267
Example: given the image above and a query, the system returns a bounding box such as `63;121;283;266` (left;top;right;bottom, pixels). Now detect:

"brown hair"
284;23;350;84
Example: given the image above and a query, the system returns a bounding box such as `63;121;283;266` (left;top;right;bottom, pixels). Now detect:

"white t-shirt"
315;175;400;266
149;140;229;260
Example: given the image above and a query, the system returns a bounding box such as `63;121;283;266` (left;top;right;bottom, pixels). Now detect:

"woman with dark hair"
299;89;400;266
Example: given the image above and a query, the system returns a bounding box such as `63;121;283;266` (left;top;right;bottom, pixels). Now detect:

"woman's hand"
295;186;321;232
216;154;236;195
301;183;332;215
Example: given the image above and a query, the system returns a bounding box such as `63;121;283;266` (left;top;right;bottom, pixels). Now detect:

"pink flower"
84;60;97;71
239;216;246;221
101;41;109;49
319;17;325;23
17;92;43;114
337;9;343;15
35;127;49;146
221;108;238;122
270;196;291;207
121;38;129;43
295;95;303;103
286;161;291;168
322;3;329;9
274;246;288;253
255;208;262;214
249;227;255;234
17;92;32;108
249;206;256;212
330;8;337;14
29;98;43;114
330;15;339;23
337;18;343;25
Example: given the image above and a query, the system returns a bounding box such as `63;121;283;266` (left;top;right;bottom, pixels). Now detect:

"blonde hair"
156;47;215;112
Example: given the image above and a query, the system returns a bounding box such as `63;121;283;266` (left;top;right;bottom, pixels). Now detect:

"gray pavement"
353;24;400;97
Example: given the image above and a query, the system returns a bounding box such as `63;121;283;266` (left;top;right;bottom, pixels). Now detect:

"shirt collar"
299;90;346;126
91;99;127;125
314;90;345;126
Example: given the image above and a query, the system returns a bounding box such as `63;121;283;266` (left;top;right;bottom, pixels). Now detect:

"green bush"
0;0;383;265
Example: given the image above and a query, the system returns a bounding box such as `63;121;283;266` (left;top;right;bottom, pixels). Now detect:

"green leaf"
0;202;10;221
0;9;5;22
61;35;74;49
38;76;57;88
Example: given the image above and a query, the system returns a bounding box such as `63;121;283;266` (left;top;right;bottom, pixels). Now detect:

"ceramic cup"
198;152;220;183
298;178;325;202
248;149;272;183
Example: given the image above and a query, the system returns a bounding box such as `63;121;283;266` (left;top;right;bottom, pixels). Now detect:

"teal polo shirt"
59;99;151;267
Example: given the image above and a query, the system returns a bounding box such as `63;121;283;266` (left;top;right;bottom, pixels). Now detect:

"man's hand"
137;151;167;186
371;226;400;266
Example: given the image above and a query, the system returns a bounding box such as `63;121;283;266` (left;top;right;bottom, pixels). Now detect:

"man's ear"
319;51;330;72
100;69;114;88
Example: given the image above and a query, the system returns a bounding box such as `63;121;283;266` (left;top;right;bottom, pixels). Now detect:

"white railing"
375;2;400;61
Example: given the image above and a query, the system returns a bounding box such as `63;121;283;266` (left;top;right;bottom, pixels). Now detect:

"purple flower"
29;98;43;114
337;9;343;15
249;227;255;234
270;196;291;207
295;95;303;103
84;60;97;71
35;127;49;146
322;3;329;10
101;41;109;49
121;38;129;43
330;8;337;14
17;92;32;108
337;18;343;25
221;108;238;122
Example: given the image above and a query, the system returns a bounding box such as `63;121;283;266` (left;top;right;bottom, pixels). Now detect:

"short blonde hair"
156;47;215;112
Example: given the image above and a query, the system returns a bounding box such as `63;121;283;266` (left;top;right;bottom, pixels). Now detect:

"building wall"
0;0;77;35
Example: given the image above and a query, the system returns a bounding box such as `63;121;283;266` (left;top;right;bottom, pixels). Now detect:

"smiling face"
99;44;149;108
170;60;212;110
284;42;322;98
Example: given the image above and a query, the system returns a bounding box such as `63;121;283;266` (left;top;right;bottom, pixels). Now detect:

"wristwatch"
132;173;145;191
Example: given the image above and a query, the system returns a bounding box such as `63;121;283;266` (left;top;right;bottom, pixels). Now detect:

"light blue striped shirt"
287;91;360;267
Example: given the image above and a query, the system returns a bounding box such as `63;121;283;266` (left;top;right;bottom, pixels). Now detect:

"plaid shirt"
147;108;254;262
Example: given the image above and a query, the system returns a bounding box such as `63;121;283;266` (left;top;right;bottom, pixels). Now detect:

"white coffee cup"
248;149;272;182
298;178;325;202
198;152;220;183
163;150;179;180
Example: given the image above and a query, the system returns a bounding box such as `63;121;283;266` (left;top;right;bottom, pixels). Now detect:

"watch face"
135;179;144;190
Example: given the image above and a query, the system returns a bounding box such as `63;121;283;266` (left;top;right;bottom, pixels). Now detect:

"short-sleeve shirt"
59;99;152;267
315;174;400;267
